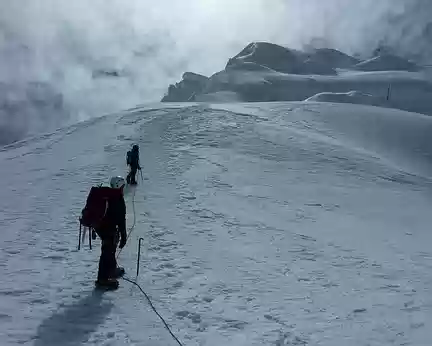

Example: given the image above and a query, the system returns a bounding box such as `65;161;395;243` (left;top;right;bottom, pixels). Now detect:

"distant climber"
126;144;141;185
80;176;128;290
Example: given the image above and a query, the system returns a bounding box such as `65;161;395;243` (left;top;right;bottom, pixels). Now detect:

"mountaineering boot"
95;278;119;290
113;266;125;278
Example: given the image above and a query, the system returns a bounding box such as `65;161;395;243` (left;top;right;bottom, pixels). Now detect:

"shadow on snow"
33;289;113;346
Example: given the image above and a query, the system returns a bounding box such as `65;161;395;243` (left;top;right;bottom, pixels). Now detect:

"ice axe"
136;237;146;277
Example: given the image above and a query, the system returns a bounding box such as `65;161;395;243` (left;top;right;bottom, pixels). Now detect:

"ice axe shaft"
137;237;144;277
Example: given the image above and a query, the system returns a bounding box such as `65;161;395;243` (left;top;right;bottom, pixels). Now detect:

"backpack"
78;186;123;250
80;186;113;230
126;151;132;165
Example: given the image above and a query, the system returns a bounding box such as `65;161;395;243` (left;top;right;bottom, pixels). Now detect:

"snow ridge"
1;103;432;345
162;42;432;117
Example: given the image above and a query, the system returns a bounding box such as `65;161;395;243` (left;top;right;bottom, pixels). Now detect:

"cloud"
0;0;430;143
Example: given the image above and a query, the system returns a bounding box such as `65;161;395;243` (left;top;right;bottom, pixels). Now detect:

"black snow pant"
127;166;138;184
97;235;118;281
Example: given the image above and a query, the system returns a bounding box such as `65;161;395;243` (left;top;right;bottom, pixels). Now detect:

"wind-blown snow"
1;102;431;345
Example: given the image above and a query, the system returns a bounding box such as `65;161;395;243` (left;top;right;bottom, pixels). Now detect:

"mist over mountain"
1;0;431;144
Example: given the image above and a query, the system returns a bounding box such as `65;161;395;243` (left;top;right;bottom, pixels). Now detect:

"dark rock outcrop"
303;48;360;69
225;42;345;75
161;72;209;102
225;42;304;74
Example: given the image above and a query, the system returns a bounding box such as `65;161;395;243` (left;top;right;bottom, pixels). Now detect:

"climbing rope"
116;180;185;346
122;276;185;346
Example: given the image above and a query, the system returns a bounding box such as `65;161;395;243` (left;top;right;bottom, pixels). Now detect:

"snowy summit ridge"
162;41;432;116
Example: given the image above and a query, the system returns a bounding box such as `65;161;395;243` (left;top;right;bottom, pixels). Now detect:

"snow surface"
305;91;387;108
354;54;420;72
191;69;432;115
1;101;432;345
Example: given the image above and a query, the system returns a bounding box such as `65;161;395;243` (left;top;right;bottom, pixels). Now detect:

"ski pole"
140;169;143;182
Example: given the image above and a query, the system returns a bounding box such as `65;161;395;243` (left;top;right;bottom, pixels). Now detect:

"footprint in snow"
175;311;202;324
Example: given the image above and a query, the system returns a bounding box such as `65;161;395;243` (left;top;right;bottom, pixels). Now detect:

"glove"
119;236;126;249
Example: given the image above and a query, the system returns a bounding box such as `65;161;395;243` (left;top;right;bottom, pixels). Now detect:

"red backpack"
78;185;123;250
80;186;113;230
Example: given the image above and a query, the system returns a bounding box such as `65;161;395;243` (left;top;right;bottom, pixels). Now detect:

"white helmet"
110;176;126;189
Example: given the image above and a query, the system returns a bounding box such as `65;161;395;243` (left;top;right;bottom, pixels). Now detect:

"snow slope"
305;91;386;108
354;54;420;72
1;102;432;346
197;69;432;115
